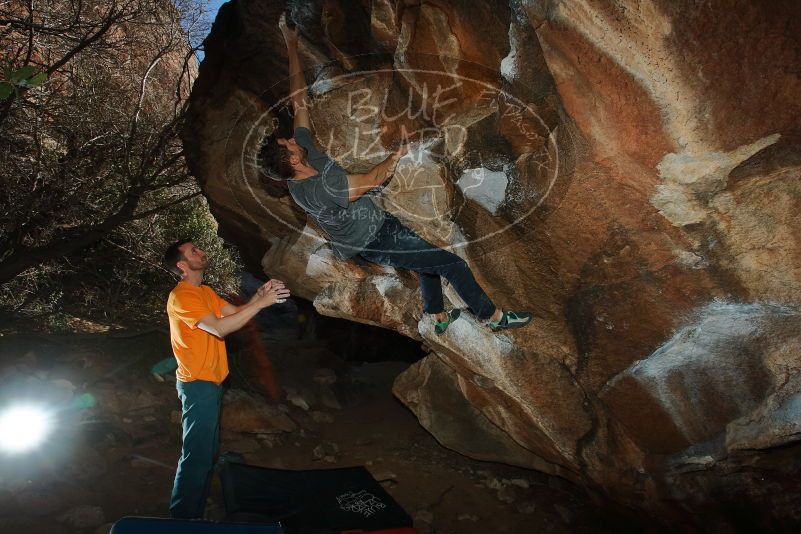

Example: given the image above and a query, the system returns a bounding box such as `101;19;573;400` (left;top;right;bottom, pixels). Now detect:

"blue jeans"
359;214;496;320
169;379;223;519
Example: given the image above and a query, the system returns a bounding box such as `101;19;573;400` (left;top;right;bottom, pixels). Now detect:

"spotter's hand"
256;283;291;308
257;279;285;296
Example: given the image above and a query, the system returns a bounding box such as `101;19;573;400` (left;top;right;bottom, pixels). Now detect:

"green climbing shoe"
434;308;461;335
489;310;532;332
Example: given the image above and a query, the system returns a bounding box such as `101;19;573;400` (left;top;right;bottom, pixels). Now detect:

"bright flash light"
0;405;51;453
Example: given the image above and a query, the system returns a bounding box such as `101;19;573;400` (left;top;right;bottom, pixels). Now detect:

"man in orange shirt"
163;239;290;519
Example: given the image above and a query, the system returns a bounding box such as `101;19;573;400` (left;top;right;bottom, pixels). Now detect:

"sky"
192;0;228;61
208;0;227;20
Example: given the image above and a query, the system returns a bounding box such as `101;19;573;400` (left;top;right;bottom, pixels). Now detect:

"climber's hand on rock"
392;141;409;161
279;13;298;47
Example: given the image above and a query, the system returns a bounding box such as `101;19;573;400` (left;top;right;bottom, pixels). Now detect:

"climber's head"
261;136;308;180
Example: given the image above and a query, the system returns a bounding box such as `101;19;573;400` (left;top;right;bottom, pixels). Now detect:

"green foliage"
0;82;12;100
9;65;37;83
0;65;47;100
0;195;241;332
0;0;228;333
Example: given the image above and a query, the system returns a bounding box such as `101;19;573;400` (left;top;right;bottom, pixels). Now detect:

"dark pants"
359;214;496;320
169;379;223;519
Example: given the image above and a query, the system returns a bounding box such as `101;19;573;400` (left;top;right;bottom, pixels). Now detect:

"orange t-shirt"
166;281;231;384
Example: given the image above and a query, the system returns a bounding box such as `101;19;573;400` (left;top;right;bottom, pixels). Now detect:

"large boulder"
182;0;801;526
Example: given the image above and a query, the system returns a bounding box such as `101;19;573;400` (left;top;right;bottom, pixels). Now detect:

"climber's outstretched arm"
279;13;310;131
346;144;408;201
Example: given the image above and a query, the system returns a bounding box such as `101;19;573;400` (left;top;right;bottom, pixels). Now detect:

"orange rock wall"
183;0;801;526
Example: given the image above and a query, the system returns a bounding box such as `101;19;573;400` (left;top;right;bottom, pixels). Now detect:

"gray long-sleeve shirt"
287;127;385;259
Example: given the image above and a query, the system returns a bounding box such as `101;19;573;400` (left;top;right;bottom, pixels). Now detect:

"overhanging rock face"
182;0;801;525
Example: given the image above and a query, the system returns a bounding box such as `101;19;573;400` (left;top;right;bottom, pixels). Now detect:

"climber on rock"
261;13;532;334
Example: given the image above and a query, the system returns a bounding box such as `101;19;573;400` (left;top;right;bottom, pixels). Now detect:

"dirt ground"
0;305;656;533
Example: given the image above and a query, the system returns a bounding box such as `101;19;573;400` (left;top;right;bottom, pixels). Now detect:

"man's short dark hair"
163;238;192;275
260;136;294;180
